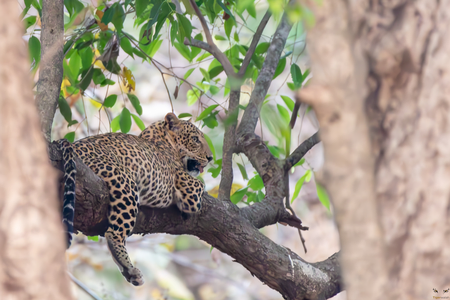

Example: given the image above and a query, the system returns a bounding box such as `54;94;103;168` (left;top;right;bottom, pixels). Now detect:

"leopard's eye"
192;136;200;143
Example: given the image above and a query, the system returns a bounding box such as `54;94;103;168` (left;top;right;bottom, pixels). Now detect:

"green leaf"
273;57;286;79
24;16;37;29
128;94;143;115
170;20;178;44
203;134;216;162
103;94;117;108
187;88;200;106
277;104;291;125
92;69;106;85
178;113;192;118
224;18;234;39
79;47;93;71
287;82;295;91
207;159;222;178
120;37;134;57
305;169;312;182
135;0;149;17
69;51;81;78
196;104;219;121
131;114;146;131
209;66;224;79
294;158;305;167
281;95;295;111
64;132;76;143
111;3;126;32
111;114;120;132
174;42;191;61
28;36;41;65
291;174;306;203
248;175;264;191
183;68;195;80
101;5;116;25
237;163;248;180
316;182;331;211
120;108;132;133
291;63;302;89
202;111;218;129
100;78;115;86
199;68;210;82
177;13;192;42
234;32;239;42
230;187;248;204
87;235;99;242
78;67;94;91
58;95;73;124
255;42;270;54
214;35;226;41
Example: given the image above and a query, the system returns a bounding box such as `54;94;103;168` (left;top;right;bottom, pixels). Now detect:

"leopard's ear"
165;113;180;130
187;118;192;123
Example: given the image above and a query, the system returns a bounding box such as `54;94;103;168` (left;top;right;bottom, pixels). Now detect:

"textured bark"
300;0;450;299
0;1;72;299
36;0;64;141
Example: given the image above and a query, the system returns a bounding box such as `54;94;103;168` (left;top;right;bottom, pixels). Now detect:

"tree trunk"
300;0;450;299
0;1;72;299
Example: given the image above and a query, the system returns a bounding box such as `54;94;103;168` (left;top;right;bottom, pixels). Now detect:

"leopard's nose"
207;156;213;162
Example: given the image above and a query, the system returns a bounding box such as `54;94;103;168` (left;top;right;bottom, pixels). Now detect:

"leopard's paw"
124;267;144;286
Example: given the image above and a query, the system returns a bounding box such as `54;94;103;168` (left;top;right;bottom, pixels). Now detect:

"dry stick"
284;172;308;253
68;273;103;300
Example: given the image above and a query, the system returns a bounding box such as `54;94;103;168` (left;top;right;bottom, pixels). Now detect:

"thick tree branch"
36;0;64;142
237;6;293;136
49;143;342;299
285;131;321;170
238;10;272;77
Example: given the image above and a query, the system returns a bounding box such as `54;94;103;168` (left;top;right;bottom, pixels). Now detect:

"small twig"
238;10;272;77
285;131;320;170
68;272;103;300
284;172;307;253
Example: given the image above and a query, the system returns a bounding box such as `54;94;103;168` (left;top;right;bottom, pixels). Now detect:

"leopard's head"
164;113;213;176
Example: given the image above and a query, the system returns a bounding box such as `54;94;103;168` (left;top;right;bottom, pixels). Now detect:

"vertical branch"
36;0;64;142
218;88;240;201
237;10;293;136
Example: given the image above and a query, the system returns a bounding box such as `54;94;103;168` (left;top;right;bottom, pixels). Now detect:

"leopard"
57;113;213;286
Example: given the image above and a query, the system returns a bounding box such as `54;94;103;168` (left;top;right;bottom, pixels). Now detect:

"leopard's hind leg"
103;170;142;286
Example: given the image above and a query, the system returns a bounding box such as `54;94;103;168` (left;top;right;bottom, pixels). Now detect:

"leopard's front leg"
174;170;204;214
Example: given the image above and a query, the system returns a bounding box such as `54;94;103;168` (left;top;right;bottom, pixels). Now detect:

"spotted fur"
59;113;212;286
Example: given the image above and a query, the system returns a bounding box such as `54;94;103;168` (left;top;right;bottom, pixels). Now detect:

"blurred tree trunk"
0;1;72;299
301;0;450;299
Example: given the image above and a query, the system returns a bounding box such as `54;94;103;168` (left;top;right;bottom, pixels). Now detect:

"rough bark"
36;0;64;141
0;1;72;299
300;0;450;299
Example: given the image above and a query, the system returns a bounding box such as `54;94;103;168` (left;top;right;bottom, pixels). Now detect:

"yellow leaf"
207;183;244;198
121;66;136;92
95;10;108;31
89;98;102;109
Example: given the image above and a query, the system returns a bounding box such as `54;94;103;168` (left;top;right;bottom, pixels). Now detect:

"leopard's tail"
57;139;77;248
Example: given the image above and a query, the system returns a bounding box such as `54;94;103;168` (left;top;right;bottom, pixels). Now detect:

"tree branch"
218;89;240;201
185;0;236;78
237;6;293;136
285;131;321;170
36;0;64;142
238;10;272;77
48;142;342;299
